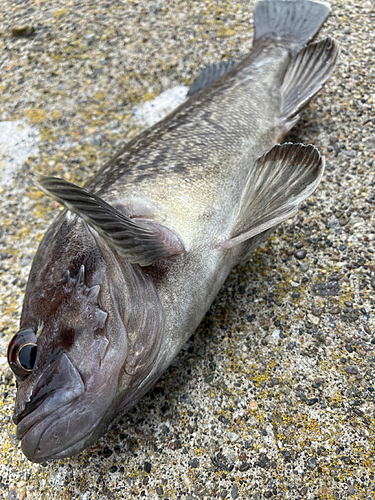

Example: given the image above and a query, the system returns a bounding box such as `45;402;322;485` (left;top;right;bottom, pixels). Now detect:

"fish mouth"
14;353;87;462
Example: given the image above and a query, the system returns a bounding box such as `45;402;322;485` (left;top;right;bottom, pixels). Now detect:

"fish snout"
14;352;84;435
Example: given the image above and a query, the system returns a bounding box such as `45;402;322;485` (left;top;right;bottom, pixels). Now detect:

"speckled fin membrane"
35;176;185;266
279;37;339;124
187;60;238;97
224;143;324;248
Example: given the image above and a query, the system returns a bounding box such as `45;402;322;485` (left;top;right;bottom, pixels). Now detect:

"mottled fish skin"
89;39;290;245
8;0;338;462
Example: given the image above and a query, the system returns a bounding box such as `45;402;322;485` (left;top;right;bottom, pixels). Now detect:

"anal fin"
223;143;324;248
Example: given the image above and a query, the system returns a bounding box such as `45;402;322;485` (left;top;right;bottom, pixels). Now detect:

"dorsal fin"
35;176;185;266
187;60;238;96
279;37;339;125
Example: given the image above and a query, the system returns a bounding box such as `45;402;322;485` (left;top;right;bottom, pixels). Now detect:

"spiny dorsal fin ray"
187;60;238;97
224;143;324;247
35;176;185;266
279;37;339;123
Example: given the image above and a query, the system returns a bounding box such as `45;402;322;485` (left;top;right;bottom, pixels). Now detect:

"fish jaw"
12;315;125;462
14;352;86;461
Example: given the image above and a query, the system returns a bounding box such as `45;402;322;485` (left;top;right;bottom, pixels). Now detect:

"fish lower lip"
17;398;76;441
15;353;84;441
14;353;84;426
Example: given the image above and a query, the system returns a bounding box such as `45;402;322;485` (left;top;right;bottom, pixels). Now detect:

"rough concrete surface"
0;0;374;499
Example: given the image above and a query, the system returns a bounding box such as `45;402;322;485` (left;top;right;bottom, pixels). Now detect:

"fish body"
8;0;338;462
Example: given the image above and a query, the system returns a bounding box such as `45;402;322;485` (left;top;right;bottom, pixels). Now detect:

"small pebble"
347;485;355;495
314;377;324;386
249;400;258;410
238;461;251;472
345;365;359;375
307;458;317;469
300;262;310;272
308;313;320;325
371;276;375;289
339;218;349;226
345;343;354;353
319;487;333;496
306;398;319;406
11;25;35;37
231;484;239;499
228;432;239;441
156;486;164;496
102;447;113;458
295;249;307;260
363;325;371;335
329;306;341;315
311;307;322;317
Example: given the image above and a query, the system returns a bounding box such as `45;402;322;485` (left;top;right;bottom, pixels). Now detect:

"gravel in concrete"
0;0;374;499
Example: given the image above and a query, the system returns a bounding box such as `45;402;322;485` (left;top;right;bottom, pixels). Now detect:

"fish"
7;0;338;462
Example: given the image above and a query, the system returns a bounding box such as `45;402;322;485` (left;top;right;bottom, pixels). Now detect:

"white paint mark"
133;85;189;127
0;120;40;187
272;329;280;339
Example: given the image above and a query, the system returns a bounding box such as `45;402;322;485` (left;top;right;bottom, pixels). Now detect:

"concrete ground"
0;0;374;499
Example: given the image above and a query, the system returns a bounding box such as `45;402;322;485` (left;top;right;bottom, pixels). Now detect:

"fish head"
8;215;163;462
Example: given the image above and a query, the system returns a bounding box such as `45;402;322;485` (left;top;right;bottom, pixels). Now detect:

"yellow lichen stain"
51;110;62;121
53;7;67;18
24;107;47;124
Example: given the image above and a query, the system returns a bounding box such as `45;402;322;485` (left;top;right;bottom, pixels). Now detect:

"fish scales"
7;0;339;462
90;41;290;244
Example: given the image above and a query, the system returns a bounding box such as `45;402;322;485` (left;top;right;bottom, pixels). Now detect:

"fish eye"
7;326;38;380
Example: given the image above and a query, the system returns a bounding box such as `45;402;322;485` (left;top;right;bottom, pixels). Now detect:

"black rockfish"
8;0;338;462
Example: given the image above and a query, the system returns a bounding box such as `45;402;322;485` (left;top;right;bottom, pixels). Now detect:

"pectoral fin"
223;143;324;248
35;176;185;266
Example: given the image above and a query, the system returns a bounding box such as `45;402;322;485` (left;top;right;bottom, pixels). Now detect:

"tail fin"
254;0;330;50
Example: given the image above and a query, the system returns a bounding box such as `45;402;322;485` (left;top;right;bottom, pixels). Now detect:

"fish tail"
254;0;330;50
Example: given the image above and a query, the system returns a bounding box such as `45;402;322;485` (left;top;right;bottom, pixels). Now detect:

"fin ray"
280;37;339;123
224;143;324;247
35;176;185;266
254;0;330;50
187;60;238;97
